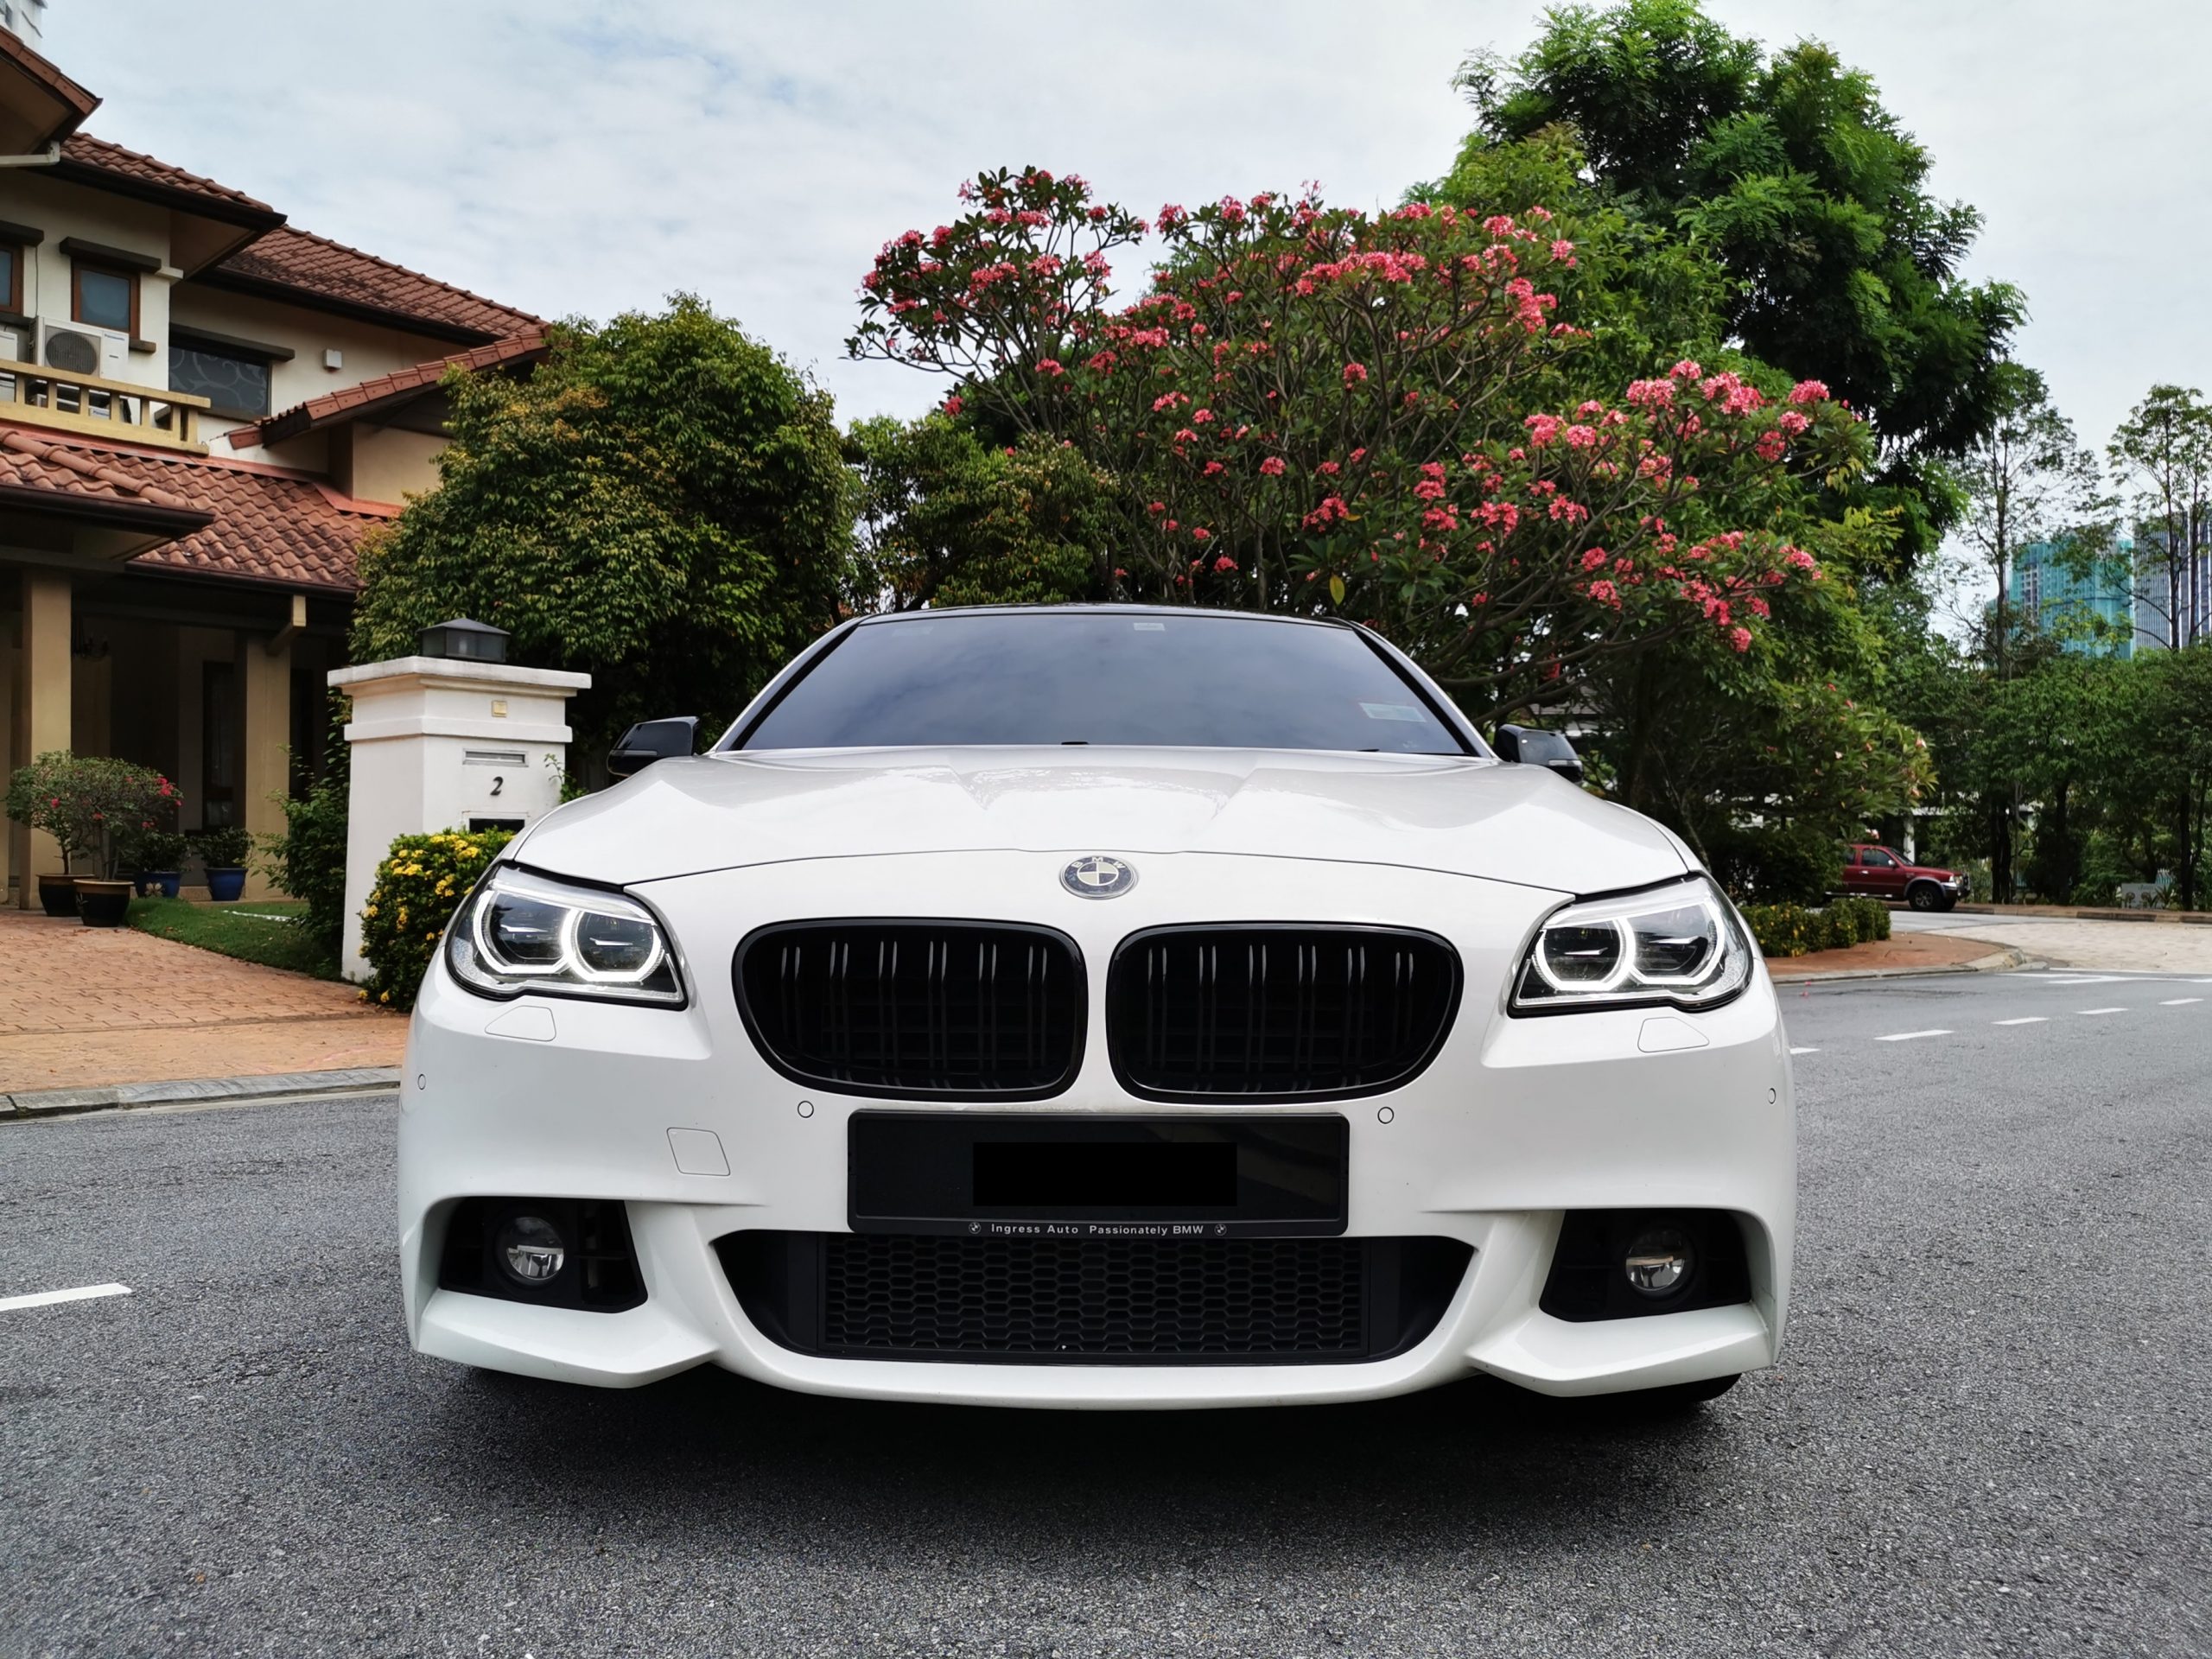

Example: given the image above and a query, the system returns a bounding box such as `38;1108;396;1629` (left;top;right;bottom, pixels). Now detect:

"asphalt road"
3;969;2209;1658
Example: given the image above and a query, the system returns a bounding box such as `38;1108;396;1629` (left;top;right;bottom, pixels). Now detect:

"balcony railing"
0;363;211;453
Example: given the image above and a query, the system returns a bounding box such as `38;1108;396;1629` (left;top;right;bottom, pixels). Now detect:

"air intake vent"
721;1231;1474;1364
734;921;1084;1099
1106;926;1460;1100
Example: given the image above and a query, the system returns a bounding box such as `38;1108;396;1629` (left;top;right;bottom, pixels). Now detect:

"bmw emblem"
1061;855;1137;899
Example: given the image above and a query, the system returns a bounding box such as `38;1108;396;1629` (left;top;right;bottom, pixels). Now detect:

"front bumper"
399;850;1795;1407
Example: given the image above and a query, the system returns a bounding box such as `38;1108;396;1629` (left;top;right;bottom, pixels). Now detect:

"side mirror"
1493;722;1585;785
607;715;700;779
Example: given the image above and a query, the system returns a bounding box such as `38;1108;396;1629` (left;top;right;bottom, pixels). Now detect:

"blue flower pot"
149;871;182;899
207;867;248;902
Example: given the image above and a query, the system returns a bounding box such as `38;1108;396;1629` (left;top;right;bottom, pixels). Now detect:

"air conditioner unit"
0;326;21;363
40;321;125;378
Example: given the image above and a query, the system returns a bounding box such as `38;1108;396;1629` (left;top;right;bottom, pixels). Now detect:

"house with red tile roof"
0;29;550;903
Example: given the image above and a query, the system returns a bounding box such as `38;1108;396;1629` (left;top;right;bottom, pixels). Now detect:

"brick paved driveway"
0;910;403;1093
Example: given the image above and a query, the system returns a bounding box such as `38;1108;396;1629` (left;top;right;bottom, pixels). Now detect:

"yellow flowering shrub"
358;828;512;1011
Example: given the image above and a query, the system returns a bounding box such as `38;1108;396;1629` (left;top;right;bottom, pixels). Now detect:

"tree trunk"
1988;795;2013;904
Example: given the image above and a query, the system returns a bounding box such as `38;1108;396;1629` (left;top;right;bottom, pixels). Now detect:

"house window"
0;243;20;314
169;339;271;419
72;259;137;334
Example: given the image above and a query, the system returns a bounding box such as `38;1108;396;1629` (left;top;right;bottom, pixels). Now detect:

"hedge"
1739;895;1892;958
358;828;512;1010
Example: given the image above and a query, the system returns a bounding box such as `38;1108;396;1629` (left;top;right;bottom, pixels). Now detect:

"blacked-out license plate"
847;1113;1348;1238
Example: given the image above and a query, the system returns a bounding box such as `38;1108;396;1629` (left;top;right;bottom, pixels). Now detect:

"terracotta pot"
36;874;78;918
74;878;134;927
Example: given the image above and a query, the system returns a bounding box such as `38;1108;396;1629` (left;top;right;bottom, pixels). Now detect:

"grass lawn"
127;896;341;981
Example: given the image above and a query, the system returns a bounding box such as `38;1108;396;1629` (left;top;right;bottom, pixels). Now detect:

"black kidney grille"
1108;927;1460;1099
828;1233;1363;1357
736;922;1082;1097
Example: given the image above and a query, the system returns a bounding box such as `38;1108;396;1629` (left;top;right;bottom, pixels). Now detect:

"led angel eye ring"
569;910;668;985
471;889;571;978
1535;916;1632;994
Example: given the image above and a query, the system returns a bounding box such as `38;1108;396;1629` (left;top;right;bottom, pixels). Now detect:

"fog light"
1624;1228;1694;1298
495;1214;566;1285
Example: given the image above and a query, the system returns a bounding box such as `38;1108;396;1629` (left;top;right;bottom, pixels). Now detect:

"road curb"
1948;903;2212;925
3;1066;401;1121
1770;946;2036;985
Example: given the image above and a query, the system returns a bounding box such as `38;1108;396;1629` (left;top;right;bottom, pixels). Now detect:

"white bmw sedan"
399;605;1792;1409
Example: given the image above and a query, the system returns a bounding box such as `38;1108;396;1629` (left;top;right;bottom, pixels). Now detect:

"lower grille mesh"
720;1232;1475;1365
826;1233;1363;1357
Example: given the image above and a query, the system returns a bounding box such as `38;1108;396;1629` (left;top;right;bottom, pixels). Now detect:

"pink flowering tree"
852;168;1872;721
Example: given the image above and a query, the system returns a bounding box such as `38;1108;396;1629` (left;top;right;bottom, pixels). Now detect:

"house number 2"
490;776;505;797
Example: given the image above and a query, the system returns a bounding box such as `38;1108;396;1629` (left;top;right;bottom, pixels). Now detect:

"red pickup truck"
1839;844;1969;912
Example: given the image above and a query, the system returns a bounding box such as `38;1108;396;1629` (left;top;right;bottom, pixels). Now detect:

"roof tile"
56;132;277;216
213;225;543;340
238;332;549;448
0;425;393;591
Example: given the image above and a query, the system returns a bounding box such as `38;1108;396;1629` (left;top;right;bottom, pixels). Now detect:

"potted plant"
5;752;181;925
194;824;254;902
5;752;91;916
133;829;190;899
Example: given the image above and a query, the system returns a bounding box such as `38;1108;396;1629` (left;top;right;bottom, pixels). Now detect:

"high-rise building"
2127;521;2212;652
2006;537;2136;658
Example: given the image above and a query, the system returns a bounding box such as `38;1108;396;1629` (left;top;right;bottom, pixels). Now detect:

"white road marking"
1876;1029;1953;1042
2160;997;2203;1007
2077;1007;2128;1015
1993;1016;2047;1026
1789;1046;1820;1055
0;1282;131;1313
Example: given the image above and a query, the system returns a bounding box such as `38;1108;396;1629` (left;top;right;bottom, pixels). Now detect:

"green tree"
1585;505;1932;893
1981;657;2122;903
846;416;1110;611
352;297;851;756
2108;384;2212;651
1952;365;2107;680
1942;367;2110;895
1456;0;2024;563
1416;125;1732;403
852;168;1862;723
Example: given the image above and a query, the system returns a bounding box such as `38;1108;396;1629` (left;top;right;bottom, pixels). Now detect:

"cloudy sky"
46;0;2211;458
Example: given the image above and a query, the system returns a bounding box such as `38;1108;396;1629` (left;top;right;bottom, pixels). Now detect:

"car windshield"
740;611;1468;754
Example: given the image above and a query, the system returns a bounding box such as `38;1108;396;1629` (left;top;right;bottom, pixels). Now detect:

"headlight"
445;866;684;1006
1510;875;1751;1014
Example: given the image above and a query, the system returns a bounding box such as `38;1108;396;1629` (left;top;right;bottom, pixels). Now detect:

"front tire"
1907;881;1942;912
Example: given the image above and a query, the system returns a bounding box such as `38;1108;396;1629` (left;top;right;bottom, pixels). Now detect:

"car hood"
512;747;1690;896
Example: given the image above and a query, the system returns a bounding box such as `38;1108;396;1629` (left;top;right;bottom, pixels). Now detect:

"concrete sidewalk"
1766;931;2009;981
1949;900;2212;925
0;910;404;1095
1905;914;2212;975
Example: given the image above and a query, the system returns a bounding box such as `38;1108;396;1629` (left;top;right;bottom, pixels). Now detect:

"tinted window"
744;612;1465;754
75;264;132;332
169;341;271;417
